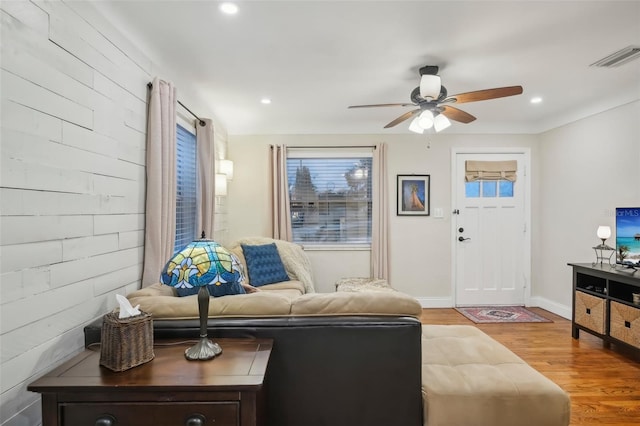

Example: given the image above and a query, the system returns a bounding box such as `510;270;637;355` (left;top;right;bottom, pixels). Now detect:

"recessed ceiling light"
219;2;238;15
261;98;272;105
530;97;542;104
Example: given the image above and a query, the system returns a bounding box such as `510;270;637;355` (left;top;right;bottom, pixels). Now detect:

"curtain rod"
147;82;205;127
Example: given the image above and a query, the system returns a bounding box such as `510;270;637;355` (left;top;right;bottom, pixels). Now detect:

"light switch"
433;207;444;218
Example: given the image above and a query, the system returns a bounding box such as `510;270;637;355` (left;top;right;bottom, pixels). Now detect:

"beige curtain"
270;145;292;241
372;143;389;280
465;160;517;182
196;118;215;239
142;77;177;287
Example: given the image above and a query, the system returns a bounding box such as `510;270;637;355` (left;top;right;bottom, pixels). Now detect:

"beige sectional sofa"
127;236;423;320
128;279;423;319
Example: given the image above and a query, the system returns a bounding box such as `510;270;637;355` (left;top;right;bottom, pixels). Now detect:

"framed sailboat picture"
397;175;430;216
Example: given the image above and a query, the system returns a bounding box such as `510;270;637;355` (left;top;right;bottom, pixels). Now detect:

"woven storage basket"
575;291;606;335
100;311;154;372
610;301;640;349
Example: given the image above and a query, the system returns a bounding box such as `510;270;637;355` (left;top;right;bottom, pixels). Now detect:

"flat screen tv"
616;207;640;268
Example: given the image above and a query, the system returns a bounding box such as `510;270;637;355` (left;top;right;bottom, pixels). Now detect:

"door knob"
458;236;470;242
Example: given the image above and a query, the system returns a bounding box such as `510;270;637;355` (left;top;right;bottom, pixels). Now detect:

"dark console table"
28;338;272;426
569;263;640;356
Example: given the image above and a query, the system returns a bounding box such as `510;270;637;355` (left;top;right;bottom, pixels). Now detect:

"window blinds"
175;124;197;252
465;160;517;182
286;149;373;245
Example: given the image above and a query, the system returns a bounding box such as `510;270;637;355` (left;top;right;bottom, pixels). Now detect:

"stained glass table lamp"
160;236;245;360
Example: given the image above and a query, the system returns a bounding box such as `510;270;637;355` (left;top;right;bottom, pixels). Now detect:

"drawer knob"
185;414;206;426
95;414;116;426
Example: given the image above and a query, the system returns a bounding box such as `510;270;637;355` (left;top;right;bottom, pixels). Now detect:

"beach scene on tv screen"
616;207;640;266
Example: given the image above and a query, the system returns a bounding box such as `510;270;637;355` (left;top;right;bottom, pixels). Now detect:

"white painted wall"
533;101;640;317
0;2;228;425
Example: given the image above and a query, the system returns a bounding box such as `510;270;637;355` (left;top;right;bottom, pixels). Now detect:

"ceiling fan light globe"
420;75;441;99
417;110;434;129
434;113;451;132
408;117;425;134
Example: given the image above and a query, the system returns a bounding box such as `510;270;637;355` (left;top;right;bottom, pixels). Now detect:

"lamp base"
183;285;223;361
185;337;222;361
592;244;615;268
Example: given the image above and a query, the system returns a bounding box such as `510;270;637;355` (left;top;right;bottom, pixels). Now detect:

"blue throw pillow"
241;243;290;287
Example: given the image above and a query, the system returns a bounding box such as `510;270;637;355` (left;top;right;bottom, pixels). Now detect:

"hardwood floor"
420;308;640;426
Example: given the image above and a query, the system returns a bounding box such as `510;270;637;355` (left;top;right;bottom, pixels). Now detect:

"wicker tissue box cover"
100;311;154;372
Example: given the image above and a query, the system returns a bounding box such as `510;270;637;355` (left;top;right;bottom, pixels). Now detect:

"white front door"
452;150;530;306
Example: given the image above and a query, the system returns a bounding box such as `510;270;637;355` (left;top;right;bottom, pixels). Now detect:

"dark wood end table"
28;338;273;426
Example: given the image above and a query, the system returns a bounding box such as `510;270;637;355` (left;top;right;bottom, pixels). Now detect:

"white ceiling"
92;0;640;135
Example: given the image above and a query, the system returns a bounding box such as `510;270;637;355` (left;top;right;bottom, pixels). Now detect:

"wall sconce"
215;173;228;196
219;159;234;181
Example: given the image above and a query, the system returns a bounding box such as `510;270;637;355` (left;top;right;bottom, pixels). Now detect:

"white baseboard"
528;296;571;320
416;297;454;308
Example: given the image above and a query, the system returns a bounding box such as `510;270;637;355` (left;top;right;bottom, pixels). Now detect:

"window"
175;124;197;252
287;148;373;246
464;160;516;199
465;180;514;198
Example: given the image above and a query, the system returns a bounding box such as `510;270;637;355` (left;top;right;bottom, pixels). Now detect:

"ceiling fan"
348;65;523;133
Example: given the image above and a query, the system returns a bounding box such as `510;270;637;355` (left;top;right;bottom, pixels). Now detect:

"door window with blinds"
287;148;373;246
464;160;516;198
175;123;197;252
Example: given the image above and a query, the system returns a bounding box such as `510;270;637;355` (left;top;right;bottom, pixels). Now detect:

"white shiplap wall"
0;1;227;424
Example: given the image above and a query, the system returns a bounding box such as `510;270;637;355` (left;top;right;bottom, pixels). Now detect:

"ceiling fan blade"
348;103;415;109
384;108;421;128
441;106;476;124
445;86;523;104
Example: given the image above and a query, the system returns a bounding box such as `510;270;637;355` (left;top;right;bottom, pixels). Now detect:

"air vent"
590;45;640;68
